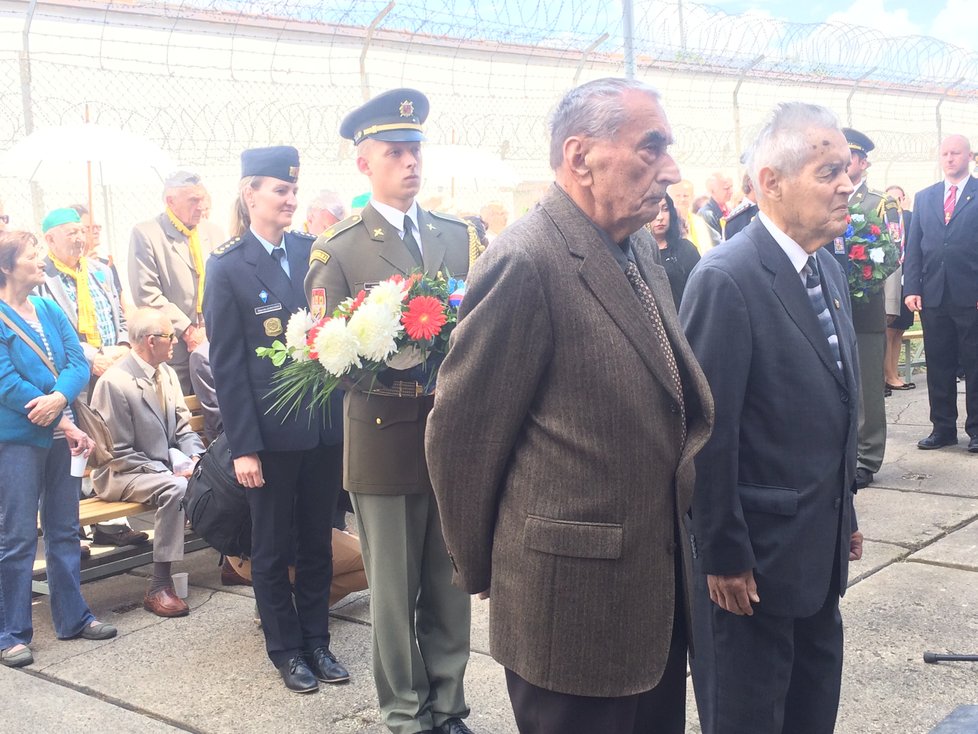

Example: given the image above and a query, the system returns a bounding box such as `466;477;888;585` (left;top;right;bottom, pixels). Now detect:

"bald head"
940;135;972;181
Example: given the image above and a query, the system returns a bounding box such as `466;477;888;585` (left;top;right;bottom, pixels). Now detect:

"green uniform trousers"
856;330;887;474
351;491;471;734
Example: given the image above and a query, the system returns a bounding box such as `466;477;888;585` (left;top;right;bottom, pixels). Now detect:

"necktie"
623;261;686;444
402;215;423;267
804;256;843;373
944;185;957;224
153;367;167;414
271;246;288;275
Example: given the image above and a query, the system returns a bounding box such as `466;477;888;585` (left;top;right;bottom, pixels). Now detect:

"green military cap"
842;128;875;156
340;88;429;146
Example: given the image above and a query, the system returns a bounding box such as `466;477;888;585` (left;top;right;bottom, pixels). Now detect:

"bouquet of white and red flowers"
257;271;466;416
843;204;900;302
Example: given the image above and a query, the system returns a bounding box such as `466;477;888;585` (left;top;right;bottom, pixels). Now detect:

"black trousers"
690;569;843;734
249;443;341;666
505;591;687;734
920;303;978;438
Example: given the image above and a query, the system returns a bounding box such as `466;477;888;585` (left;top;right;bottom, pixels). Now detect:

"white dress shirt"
371;198;423;255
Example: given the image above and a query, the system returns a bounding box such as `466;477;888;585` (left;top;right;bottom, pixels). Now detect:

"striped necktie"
804;256;842;372
944;185;957;224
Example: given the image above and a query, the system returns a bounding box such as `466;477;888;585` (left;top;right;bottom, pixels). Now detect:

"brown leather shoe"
143;586;190;617
221;557;252;587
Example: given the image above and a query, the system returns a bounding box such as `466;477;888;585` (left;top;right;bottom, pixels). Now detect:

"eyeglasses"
0;215;9;224
149;333;176;341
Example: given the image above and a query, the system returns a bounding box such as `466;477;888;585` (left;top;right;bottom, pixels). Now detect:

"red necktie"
944;185;957;224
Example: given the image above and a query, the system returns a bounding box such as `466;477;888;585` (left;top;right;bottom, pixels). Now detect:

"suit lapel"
816;249;856;390
243;232;300;314
750;223;847;389
418;209;448;275
542;188;681;403
948;177;978;224
41;260;78;328
123;355;167;432
160;214;196;272
362;204;417;276
285;232;309;302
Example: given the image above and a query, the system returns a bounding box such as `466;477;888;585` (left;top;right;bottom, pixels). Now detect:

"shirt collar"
848;178;866;201
371;199;420;237
944;177;968;198
757;211;811;275
250;226;284;256
130;351;157;380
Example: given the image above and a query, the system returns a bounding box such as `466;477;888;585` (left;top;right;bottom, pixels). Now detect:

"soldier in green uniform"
304;89;476;734
833;128;902;489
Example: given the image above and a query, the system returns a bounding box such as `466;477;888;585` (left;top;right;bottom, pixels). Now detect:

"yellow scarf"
49;253;101;348
166;207;205;315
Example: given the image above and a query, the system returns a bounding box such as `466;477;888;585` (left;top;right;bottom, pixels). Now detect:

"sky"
707;0;977;50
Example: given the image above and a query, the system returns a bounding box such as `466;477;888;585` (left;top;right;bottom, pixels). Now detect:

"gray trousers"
99;473;187;563
856;330;887;473
351;492;471;734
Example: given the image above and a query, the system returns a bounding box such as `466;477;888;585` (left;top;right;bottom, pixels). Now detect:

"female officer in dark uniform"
203;146;347;693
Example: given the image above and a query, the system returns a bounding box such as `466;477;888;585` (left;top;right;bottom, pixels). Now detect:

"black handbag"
184;432;252;557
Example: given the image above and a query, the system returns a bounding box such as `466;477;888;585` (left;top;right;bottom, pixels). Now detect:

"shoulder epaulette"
289;229;316;241
321;214;362;242
726;200;755;220
211;236;243;257
429;210;467;226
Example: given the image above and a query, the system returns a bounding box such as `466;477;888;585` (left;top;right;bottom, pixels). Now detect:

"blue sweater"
0;296;90;448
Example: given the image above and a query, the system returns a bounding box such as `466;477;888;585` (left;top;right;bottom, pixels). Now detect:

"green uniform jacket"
304;202;471;495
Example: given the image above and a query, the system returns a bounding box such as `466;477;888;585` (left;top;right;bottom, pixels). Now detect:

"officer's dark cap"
842;128;875;157
340;89;429;146
241;145;300;182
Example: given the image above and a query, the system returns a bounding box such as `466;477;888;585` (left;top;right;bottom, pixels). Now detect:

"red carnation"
848;244;866;261
349;289;367;314
869;224;881;236
862;265;873;280
401;296;447;341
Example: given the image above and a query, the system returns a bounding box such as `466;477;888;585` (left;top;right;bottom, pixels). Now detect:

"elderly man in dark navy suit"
903;134;978;453
681;102;864;734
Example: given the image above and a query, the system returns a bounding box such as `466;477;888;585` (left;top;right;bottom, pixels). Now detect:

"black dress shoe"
92;524;149;547
969;436;978;453
854;467;873;490
436;718;475;734
306;646;350;683
917;433;958;450
276;656;319;693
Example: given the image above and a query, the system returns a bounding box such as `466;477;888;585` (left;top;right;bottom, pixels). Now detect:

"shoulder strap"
0;309;59;378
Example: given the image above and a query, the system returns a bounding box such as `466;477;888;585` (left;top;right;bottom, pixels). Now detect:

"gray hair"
163;170;202;196
307;190;346;221
128;307;171;341
744;103;840;183
549;77;661;170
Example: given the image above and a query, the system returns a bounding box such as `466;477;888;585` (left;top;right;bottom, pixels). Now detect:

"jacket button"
375;417;382;425
840;392;849;404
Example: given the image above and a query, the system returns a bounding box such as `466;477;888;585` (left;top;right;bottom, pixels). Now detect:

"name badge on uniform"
363;281;381;290
264;317;283;337
255;303;283;315
833;237;846;255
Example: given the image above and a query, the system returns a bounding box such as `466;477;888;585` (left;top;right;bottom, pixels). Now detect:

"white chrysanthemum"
314;319;362;376
850;213;865;223
868;247;885;264
347;302;402;363
285;309;316;362
386;344;424;370
364;279;409;314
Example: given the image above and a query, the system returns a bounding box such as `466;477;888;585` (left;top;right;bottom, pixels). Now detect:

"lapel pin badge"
833;298;841;310
259;289;268;304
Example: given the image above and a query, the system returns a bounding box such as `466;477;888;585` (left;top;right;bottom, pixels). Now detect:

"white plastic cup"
172;572;189;599
70;453;88;478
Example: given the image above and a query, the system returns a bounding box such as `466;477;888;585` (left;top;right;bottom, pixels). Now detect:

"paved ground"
5;381;977;734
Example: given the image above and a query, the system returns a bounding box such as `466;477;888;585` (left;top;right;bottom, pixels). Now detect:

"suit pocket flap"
737;483;799;516
524;515;623;559
347;394;420;430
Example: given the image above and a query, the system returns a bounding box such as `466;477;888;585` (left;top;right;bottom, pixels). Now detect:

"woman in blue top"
0;230;118;668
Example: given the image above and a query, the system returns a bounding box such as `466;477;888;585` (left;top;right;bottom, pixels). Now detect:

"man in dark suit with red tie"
903;134;978;453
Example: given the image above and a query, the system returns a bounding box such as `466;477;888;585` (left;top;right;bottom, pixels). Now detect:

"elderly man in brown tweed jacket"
426;78;714;734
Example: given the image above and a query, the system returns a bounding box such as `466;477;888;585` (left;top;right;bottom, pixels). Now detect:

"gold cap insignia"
399;100;414;118
289;165;300;179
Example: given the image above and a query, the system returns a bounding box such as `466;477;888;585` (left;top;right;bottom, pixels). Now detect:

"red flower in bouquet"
848;244;866;261
402;296;448;340
862;265;873;280
869;224;881;236
349;289;367;314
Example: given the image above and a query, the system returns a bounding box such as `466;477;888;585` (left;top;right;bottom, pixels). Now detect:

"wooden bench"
32;393;211;594
900;331;925;384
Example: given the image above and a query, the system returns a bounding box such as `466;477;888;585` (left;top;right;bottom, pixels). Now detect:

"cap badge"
289;165;300;179
399;100;414;118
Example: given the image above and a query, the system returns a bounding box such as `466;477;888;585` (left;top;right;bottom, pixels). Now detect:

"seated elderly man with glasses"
90;308;204;618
